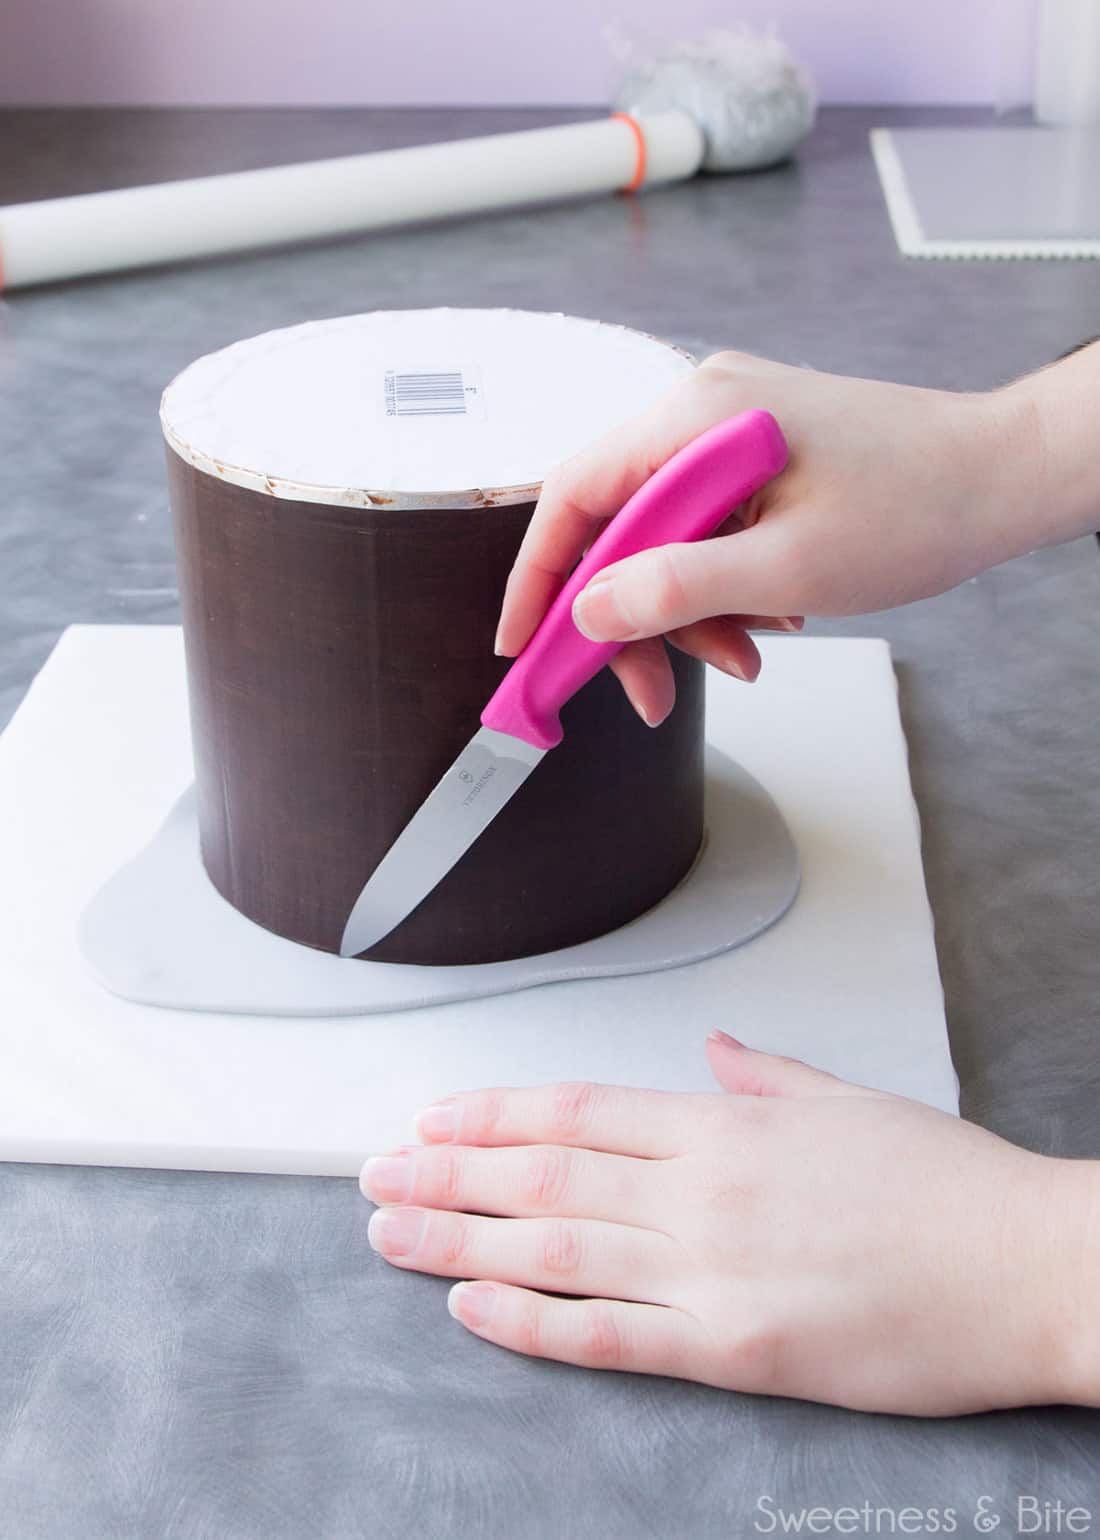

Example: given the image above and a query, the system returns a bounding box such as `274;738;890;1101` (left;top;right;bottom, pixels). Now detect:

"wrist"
919;386;1048;583
1029;1155;1100;1407
962;381;1050;567
993;345;1100;554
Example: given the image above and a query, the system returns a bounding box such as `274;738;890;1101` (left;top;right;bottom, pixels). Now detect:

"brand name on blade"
458;764;498;806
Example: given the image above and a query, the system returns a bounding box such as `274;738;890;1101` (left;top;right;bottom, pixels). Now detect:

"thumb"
705;1031;883;1100
572;523;797;644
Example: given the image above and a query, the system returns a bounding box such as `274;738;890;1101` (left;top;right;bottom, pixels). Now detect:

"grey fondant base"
78;748;800;1017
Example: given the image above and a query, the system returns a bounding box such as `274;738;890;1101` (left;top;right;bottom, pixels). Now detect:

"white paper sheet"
0;627;957;1177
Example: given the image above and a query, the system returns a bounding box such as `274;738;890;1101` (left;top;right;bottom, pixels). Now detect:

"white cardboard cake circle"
159;308;696;510
78;748;799;1017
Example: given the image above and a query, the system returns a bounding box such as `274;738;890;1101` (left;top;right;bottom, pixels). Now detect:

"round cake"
160;308;704;965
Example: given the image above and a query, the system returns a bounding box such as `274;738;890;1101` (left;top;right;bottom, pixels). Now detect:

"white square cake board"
0;627;957;1178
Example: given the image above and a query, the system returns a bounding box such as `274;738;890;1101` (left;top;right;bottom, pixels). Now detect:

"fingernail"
449;1281;498;1330
632;699;668;730
416;1100;458;1144
779;617;803;634
368;1206;426;1258
572;579;626;642
493;625;506;657
718;657;749;682
708;1029;745;1048
360;1153;412;1204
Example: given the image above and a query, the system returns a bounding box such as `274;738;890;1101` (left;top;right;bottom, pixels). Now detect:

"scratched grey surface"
1;106;1098;1537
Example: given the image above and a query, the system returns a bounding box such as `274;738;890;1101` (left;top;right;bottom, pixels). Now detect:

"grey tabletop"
1;105;1098;1538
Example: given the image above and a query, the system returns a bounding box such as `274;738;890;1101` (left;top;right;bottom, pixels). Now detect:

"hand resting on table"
362;1034;1099;1414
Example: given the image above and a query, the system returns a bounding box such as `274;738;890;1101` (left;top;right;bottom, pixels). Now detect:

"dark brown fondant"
168;451;705;965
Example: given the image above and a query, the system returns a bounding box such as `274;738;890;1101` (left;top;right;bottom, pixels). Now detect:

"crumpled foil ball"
614;25;817;173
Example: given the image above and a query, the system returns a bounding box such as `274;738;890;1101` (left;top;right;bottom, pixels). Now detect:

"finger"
361;1142;659;1228
734;614;804;634
448;1282;701;1379
607;636;676;727
414;1081;712;1158
666;620;763;684
705;1031;885;1100
367;1207;678;1302
671;614;804;638
494;416;682;657
572;522;799;644
495;375;754;657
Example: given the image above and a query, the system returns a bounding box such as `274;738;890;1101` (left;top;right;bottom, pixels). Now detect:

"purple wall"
0;0;1037;107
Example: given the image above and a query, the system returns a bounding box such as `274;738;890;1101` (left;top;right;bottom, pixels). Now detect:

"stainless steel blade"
339;726;546;958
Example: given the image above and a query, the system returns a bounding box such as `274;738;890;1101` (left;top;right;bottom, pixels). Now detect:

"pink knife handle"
480;409;788;750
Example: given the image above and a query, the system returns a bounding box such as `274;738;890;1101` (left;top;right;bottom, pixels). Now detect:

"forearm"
994;341;1100;559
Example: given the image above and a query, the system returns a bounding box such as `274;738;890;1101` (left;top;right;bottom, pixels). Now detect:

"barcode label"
384;369;467;417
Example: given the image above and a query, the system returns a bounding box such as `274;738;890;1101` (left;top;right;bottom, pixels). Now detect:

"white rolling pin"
0;111;704;291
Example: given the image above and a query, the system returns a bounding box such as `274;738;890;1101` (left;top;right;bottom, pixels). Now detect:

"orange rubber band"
610;111;647;193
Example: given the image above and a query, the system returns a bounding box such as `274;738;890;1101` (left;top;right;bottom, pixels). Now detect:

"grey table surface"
1;105;1098;1538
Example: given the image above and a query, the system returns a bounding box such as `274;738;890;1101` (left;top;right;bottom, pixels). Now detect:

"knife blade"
338;408;788;958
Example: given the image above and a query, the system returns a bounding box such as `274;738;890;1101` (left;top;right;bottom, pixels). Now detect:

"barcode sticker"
383;368;485;420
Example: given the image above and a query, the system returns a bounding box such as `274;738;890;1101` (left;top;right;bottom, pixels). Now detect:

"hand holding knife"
340;408;788;958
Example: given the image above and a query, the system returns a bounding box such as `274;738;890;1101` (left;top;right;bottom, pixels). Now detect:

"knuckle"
578;1302;625;1368
522;1146;574;1211
431;1149;463;1206
468;1090;505;1142
537;463;569;504
618;548;688;631
515;1298;543;1359
542;454;590;512
550;1081;603;1140
540;1220;583;1279
693;350;765;396
698;349;745;376
732;1095;778;1136
439;1214;470;1269
647;547;691;623
702;1170;761;1220
721;1318;788;1395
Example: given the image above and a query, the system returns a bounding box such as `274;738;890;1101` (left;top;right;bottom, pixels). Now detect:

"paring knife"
339;408;788;959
